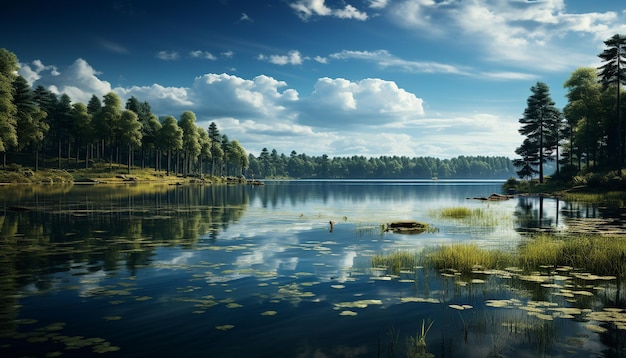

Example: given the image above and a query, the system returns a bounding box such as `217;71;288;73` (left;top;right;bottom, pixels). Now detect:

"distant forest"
247;149;517;179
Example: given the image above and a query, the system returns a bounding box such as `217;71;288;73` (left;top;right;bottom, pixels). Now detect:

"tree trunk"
167;148;171;176
127;144;132;174
58;140;62;169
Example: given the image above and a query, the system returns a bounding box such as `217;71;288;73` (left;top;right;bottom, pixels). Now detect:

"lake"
0;180;623;357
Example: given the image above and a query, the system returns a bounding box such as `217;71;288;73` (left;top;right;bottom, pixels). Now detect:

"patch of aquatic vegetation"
406;319;435;358
215;324;235;331
333;299;383;310
426;244;512;274
3;321;120;354
561;190;626;207
431;206;511;227
371;250;420;275
376;233;626;278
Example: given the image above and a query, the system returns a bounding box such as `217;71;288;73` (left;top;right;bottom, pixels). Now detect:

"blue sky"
2;0;626;159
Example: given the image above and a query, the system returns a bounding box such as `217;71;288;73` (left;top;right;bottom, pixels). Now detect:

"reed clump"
439;207;473;219
434;206;508;227
373;233;626;278
517;234;564;269
371;250;419;274
426;243;512;273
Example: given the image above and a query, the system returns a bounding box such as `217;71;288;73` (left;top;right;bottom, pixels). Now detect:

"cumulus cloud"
290;0;368;21
388;0;624;72
23;59;112;103
258;50;304;65
299;77;424;128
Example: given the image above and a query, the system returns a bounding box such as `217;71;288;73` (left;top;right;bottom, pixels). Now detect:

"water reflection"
514;194;626;235
0;181;624;357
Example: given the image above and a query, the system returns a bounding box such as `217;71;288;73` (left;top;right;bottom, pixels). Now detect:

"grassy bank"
0;163;230;185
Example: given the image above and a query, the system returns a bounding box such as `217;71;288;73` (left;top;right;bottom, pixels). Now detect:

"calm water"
0;180;623;357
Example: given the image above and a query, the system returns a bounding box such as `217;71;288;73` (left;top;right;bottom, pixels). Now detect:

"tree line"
0;48;248;176
515;34;626;182
246;149;516;179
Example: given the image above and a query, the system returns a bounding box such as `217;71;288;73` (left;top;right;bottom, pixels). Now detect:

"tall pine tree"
515;82;562;183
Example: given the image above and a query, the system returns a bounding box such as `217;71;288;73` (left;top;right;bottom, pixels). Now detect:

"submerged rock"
471;193;512;201
384;220;429;234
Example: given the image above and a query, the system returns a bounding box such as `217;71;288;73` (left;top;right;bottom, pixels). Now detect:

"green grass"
439;207;473;219
426;243;512;273
373;233;626;278
432;206;510;227
371;250;419;274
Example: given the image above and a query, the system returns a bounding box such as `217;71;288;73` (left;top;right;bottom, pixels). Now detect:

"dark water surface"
0;180;624;357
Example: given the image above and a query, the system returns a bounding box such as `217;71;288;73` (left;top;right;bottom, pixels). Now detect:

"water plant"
426;244;512;274
371;250;420;274
406;319;435;358
432;206;510;227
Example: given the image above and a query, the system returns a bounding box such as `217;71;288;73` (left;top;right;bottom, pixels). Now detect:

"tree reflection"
0;184;250;327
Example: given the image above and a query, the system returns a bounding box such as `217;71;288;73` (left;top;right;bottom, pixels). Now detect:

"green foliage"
249;152;517;179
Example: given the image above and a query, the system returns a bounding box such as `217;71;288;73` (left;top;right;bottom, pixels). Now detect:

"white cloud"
156;50;180;61
369;0;389;9
313;56;328;64
240;12;253;22
189;50;217;60
18;59;59;84
290;0;368;21
24;59;112;103
330;49;465;74
222;50;234;58
258;50;304;65
388;0;625;72
299;77;424;128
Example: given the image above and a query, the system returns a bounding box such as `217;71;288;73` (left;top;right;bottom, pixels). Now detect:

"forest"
3;33;625;182
514;34;626;185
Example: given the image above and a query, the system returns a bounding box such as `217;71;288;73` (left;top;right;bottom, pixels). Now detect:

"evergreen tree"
516;82;561;183
208;122;223;176
597;34;626;174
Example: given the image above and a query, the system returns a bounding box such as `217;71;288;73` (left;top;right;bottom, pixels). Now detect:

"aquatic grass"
433;206;511;227
439;206;473;219
426;244;512;274
371;250;420;274
406;319;435;358
372;233;626;278
517;234;564;269
560;191;626;207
